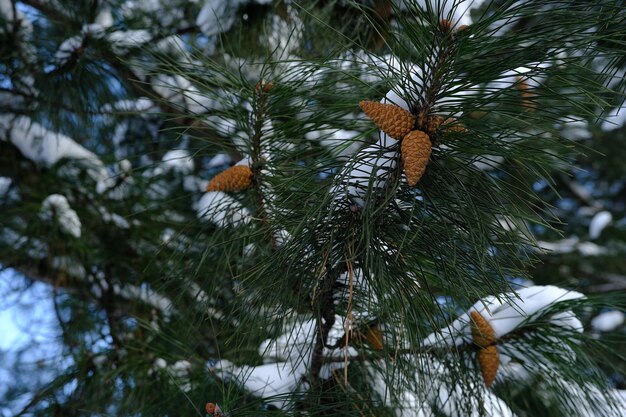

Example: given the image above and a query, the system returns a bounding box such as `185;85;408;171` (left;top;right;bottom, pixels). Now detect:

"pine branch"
309;251;340;384
20;0;72;24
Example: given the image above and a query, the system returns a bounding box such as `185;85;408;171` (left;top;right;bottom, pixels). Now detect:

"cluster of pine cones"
359;100;465;187
204;99;466;194
470;311;500;387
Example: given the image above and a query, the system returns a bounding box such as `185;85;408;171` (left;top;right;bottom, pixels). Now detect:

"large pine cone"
206;165;253;192
360;100;416;140
401;130;432;187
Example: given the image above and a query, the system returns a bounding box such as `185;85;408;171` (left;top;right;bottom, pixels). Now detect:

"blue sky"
0;269;62;416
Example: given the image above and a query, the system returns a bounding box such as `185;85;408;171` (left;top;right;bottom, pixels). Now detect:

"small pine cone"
478;345;499;388
516;77;535;111
470;311;496;348
365;325;384;350
401;130;432;187
426;115;445;136
359;100;416;140
439;19;453;33
206;165;253;192
442;118;468;133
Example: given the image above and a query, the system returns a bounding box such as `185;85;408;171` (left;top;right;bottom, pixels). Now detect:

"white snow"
600;103;626;131
304;127;362;158
196;0;238;37
196;191;251;226
54;35;84;65
114;283;172;312
151;74;218;113
169;360;192;378
81;23;106;39
273;229;291;248
367;355;518;417
433;378;518;417
382;67;473;116
40;194;82;238
591;310;624;332
422;286;585;347
0;176;11;196
537;237;606;256
119;159;132;173
267;11;302;58
0;0;14;21
153;358;167;370
183;175;208;192
589;210;612;239
330;134;399;208
555;116;592;141
51;256;86;279
225;360;307;409
224;314;357;408
161;149;194;174
107;29;152;53
98;207;131;229
258;315;357;365
395;0;485;28
0;115;104;173
101;97;156;114
473;154;505;171
95;8;113;28
207;153;232;168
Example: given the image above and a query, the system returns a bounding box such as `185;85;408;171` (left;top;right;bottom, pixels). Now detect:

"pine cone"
365;325;384;350
478;345;499;388
442;118;468;133
401;130;432;187
206;165;253;192
470;311;496;348
516;77;535;111
426;115;445;136
205;403;224;416
360;100;416;140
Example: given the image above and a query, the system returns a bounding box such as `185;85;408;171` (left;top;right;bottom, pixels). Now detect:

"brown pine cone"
425;115;446;136
360;100;416;140
206;165;253;192
470;311;496;348
401;130;432;187
426;115;468;135
442;118;468;133
365;325;384;351
516;77;535;111
478;345;499;388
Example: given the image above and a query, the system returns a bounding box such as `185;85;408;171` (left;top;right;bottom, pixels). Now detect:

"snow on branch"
216;314;357;409
422;285;585;348
40;194;82;238
0;115;105;178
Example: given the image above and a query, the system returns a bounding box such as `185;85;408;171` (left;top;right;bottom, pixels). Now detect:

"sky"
0;269;62;416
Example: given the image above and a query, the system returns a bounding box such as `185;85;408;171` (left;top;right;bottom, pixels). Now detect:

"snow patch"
54;35;84;65
422;286;585;347
591;310;624;332
0;176;11;196
40;194;82;238
0;115;104;177
330;135;399;208
600;103;626;131
151;74;219;113
107;29;152;53
589;210;612;240
196;191;250;226
162;149;194;174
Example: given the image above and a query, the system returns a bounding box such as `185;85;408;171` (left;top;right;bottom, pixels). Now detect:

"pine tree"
1;1;625;416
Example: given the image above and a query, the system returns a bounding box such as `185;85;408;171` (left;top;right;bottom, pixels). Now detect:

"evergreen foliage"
1;1;625;416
